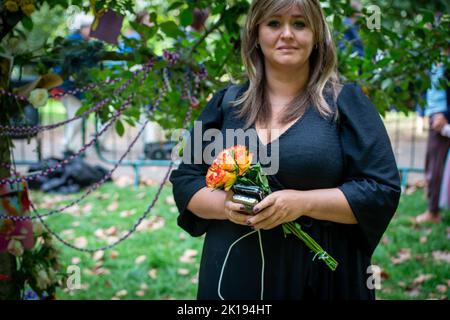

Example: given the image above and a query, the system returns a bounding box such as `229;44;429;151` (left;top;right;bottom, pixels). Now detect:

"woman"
169;0;401;300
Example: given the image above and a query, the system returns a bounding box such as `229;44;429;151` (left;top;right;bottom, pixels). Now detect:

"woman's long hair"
235;0;341;129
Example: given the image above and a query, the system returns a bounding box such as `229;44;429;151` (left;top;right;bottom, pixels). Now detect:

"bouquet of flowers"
206;145;338;271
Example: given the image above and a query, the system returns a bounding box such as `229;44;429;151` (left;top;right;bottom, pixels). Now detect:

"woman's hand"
224;190;255;226
247;190;303;230
431;113;448;132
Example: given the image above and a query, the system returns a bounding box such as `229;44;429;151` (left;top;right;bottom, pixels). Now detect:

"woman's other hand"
247;190;303;230
431;113;448;132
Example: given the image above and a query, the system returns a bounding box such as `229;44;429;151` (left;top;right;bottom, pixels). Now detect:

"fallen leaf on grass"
82;204;93;213
140;283;148;290
136;216;165;232
412;274;434;286
115;289;128;297
79;284;89;290
141;179;156;187
135;255;147;265
65;204;81;214
92;251;104;261
407;288;421;298
61;229;75;239
71;257;81;264
165;196;175;205
135;290;145;297
380;269;389;281
74;237;88;248
420;236;427;244
415;254;425;261
436;285;447;294
405;186;417;195
109;251;119;259
191;272;199;284
136;192;146;199
83;268;95;276
106;236;119;245
107;201;119;212
114;176;133;188
93;267;111;276
105;226;118;236
71;221;80;228
94;228;105;239
432;251;450;263
96;193;110;200
391;248;411;265
148;268;157;280
179;249;198;264
177;268;189;276
120;209;136;218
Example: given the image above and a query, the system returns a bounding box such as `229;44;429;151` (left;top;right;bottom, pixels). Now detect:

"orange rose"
221;170;238;191
206;164;237;191
231;145;253;175
216;149;238;173
206;162;224;189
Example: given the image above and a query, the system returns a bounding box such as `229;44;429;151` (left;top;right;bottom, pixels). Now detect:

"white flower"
35;267;51;290
7;238;24;257
47;268;58;284
32;221;44;237
29;89;48;108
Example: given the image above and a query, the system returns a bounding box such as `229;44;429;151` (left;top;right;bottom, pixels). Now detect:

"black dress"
169;83;401;300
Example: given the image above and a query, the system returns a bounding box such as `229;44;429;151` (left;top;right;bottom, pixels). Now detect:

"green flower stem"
283;222;338;271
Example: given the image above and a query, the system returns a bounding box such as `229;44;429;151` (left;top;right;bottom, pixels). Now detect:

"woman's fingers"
252;209;279;230
247;205;275;226
253;213;280;230
225;200;253;226
228;210;254;226
252;194;275;214
226;200;248;212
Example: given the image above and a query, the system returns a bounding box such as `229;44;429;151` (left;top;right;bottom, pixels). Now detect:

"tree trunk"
0;56;20;300
0;133;20;300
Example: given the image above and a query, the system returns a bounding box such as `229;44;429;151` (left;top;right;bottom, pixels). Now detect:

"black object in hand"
231;184;267;213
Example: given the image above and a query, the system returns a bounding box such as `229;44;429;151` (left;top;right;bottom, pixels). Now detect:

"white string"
217;229;265;300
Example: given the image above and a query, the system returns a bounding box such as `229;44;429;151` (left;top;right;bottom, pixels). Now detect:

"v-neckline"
252;106;311;147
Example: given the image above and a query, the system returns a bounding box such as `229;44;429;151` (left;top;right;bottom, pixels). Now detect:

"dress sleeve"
169;87;227;237
337;83;401;256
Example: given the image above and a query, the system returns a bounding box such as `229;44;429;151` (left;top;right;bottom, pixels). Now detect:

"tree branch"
188;15;224;59
0;11;24;42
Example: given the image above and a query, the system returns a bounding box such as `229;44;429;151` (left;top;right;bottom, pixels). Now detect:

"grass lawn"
30;182;449;300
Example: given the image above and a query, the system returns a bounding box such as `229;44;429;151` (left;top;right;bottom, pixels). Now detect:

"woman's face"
258;6;314;71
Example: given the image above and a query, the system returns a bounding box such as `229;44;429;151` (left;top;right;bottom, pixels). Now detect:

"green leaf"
129;21;158;40
22;17;33;31
115;120;125;137
168;1;184;11
75;104;91;116
160;21;184;38
180;9;193;27
381;79;393;91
